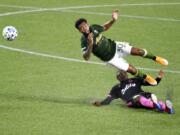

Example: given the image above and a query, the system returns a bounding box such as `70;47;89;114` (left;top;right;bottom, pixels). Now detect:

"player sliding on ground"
92;70;174;114
75;10;168;85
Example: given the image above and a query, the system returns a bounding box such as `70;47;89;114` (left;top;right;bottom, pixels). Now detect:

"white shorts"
107;41;132;71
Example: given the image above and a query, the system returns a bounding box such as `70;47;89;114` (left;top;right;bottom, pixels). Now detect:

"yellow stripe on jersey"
96;34;102;44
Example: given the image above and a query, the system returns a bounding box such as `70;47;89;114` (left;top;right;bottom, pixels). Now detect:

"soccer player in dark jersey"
92;70;174;114
75;10;168;86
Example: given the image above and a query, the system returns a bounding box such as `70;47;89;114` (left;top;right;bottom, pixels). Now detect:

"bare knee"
127;64;137;75
131;47;145;56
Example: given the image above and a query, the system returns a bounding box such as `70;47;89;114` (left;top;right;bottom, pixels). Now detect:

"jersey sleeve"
109;84;120;99
90;24;104;33
100;95;115;105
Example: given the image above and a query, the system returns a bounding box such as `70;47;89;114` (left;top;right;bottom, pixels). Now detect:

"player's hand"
158;70;164;78
92;100;101;107
112;10;119;21
87;32;94;46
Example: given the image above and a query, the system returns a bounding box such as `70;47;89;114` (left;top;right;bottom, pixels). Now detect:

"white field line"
0;3;180;22
0;9;47;17
1;2;180;9
0;4;41;9
60;10;180;22
0;44;104;65
0;44;179;74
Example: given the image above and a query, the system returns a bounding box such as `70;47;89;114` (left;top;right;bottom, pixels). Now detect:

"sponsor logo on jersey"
121;83;136;95
94;30;98;34
95;34;102;44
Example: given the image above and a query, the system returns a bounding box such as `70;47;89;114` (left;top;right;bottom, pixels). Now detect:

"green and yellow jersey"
81;24;116;61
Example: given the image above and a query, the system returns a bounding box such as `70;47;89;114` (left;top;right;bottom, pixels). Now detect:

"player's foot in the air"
151;94;163;111
165;100;175;114
145;75;157;85
155;56;168;66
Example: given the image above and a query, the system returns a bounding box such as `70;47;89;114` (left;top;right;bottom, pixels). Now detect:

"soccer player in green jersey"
75;10;168;85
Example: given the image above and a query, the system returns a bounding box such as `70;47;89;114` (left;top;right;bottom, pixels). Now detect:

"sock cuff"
143;49;148;57
134;70;139;76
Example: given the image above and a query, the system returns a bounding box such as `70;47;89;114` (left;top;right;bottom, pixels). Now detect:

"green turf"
0;0;180;135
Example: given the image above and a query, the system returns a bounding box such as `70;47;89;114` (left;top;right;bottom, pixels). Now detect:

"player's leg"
130;47;168;66
132;93;163;111
153;100;174;114
165;100;175;114
107;56;157;85
165;87;175;114
108;42;158;85
151;94;174;114
107;55;157;85
151;94;163;111
127;64;157;85
126;94;154;108
128;93;174;114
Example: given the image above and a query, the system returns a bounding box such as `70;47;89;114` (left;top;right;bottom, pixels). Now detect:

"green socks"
143;49;156;60
134;69;146;78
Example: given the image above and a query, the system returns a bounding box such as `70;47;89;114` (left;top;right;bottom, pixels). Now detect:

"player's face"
116;70;128;81
78;22;90;34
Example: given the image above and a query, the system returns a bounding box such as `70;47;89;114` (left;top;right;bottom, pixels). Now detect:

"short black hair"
75;18;87;29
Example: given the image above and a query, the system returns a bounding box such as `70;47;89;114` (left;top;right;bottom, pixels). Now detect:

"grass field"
0;0;180;135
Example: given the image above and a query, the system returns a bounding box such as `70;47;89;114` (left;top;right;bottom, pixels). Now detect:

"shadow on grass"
119;103;167;114
0;92;94;106
0;93;169;114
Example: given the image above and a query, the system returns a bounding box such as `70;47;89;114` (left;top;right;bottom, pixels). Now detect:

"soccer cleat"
151;94;163;111
155;56;168;66
145;75;157;85
165;100;175;114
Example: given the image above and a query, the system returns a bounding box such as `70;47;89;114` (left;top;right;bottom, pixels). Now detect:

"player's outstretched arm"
155;70;164;84
83;33;93;60
92;96;115;107
157;70;164;79
143;70;164;86
102;10;118;31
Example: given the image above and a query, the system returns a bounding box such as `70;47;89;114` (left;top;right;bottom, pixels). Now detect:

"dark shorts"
126;92;152;108
139;92;152;99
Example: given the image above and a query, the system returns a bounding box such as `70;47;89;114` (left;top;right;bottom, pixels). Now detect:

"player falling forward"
92;70;174;114
75;10;168;85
